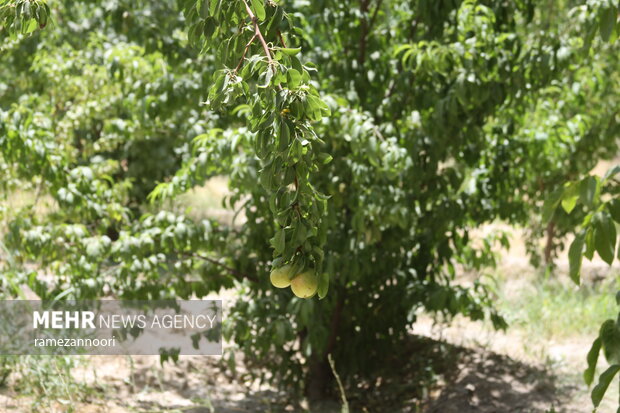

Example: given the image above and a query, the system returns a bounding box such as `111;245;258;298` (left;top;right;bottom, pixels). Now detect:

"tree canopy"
1;0;620;406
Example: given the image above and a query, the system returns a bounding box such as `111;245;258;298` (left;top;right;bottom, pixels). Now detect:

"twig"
277;29;287;48
324;293;344;357
372;125;385;141
241;0;283;91
188;252;258;283
234;33;257;73
328;354;349;413
242;0;274;64
33;178;43;208
369;0;383;31
358;0;383;66
358;0;370;66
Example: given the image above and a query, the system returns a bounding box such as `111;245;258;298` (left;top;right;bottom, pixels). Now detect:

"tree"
1;0;619;406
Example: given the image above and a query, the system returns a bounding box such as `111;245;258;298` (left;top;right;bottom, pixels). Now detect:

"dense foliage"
545;167;620;409
1;0;619;406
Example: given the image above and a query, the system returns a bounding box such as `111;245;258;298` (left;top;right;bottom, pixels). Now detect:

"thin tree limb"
188;252;258;283
358;0;370;66
234;33;257;73
358;0;383;66
277;29;287;48
241;0;274;64
369;0;383;31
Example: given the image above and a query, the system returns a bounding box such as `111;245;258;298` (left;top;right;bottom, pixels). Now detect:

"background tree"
1;0;619;407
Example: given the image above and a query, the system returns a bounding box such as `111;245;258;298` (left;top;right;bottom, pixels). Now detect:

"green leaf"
203;17;217;39
317;271;329;299
259;161;275;189
266;5;283;37
599;6;617;42
287;139;302;163
286;68;302;89
318;153;333;164
600;319;620;364
591;364;620;407
604;165;620;181
251;0;266;21
608;199;620;223
24;19;37;34
580;176;599;208
277;47;302;56
293;222;307;245
593;212;616;265
584;337;601;386
255;129;271;159
188;21;205;45
279;121;290;151
198;0;209;18
542;187;563;223
258;66;274;88
561;182;580;214
209;0;219;16
305;95;324;121
568;233;585;285
585;227;596;260
272;228;285;254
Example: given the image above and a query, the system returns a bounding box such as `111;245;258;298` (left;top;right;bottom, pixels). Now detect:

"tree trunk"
305;293;345;401
544;220;556;265
305;357;331;401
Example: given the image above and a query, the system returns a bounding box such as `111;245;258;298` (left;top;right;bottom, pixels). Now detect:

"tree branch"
242;0;274;64
358;0;383;66
188;252;259;283
277;29;287;48
241;0;284;91
369;0;383;31
323;291;345;358
235;33;257;73
358;0;370;66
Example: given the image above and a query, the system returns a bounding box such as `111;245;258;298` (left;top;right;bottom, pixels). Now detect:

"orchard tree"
1;0;620;406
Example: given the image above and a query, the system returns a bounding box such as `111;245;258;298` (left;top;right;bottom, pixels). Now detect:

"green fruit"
290;270;318;298
270;264;293;288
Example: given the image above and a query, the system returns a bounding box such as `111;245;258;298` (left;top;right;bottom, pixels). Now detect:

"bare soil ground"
0;328;594;413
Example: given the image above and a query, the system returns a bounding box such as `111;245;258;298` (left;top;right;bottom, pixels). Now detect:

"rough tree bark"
305;294;345;401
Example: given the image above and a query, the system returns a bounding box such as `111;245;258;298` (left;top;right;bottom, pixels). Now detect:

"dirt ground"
0;323;598;413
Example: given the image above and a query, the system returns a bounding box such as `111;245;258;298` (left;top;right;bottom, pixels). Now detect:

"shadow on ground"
336;335;562;413
99;334;565;413
421;341;561;413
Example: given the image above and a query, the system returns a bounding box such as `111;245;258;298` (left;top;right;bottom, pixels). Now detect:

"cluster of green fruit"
269;265;318;298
